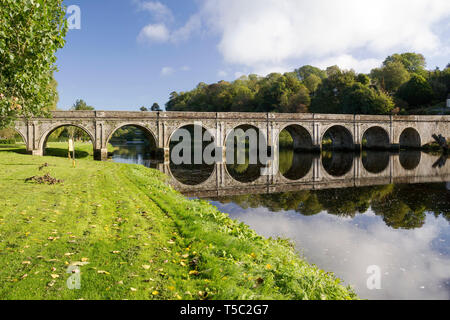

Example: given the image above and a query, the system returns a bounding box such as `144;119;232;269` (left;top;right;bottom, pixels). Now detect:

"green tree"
397;75;433;108
370;61;410;93
151;103;161;111
303;74;322;94
140;106;148;112
356;74;370;86
0;0;67;128
310;68;356;114
341;83;394;115
71;99;94;111
295;65;327;81
384;53;426;74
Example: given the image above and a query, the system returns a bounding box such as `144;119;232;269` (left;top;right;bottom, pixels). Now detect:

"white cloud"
137;1;173;22
136;0;450;74
171;15;202;42
161;66;174;76
181;66;191;71
197;0;450;74
138;23;170;43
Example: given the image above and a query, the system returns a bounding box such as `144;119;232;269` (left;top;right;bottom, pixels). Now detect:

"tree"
370;61;410;93
310;68;356;114
151;103;161;111
303;74;322;94
48;74;59;111
397;75;433;108
356;74;370;86
295;65;327;81
140;106;148;112
0;0;67;128
71;99;94;111
341;83;394;115
383;53;426;74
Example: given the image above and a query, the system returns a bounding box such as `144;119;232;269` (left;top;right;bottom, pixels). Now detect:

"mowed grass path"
0;146;357;300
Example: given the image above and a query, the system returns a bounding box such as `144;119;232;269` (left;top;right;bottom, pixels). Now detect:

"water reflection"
362;151;390;174
279;149;313;180
322;151;354;176
111;144;158;168
112;144;450;300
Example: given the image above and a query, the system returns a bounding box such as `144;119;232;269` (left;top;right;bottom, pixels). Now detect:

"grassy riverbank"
0;145;357;300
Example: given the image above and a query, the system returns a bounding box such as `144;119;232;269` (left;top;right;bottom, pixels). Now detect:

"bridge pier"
31;149;43;156
94;148;109;161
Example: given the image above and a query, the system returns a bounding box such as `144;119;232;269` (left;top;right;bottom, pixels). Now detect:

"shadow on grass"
0;145;28;155
45;148;91;159
0;145;91;160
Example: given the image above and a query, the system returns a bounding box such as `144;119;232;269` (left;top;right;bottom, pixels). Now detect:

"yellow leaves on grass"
97;270;110;275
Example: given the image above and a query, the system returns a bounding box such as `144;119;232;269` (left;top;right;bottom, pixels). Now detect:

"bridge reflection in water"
155;150;450;199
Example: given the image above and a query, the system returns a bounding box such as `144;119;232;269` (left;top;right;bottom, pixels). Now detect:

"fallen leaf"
97;270;110;275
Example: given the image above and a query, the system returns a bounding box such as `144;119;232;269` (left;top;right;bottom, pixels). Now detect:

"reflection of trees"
214;183;450;230
314;185;393;217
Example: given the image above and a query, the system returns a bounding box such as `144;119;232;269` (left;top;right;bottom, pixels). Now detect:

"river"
111;143;450;300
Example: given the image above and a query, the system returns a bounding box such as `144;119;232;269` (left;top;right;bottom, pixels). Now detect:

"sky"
56;0;450;111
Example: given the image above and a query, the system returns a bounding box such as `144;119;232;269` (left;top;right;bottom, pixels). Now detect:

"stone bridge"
13;111;450;161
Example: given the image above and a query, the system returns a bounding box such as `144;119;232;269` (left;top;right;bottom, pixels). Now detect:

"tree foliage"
396;75;434;108
0;0;68;127
166;52;448;115
370;61;410;93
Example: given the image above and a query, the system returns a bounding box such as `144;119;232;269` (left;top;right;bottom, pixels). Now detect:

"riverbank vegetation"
166;53;450;116
0;147;357;300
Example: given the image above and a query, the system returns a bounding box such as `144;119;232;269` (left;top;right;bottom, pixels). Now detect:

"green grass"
0;146;357;300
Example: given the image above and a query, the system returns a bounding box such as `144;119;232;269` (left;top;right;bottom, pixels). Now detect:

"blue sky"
56;0;450;111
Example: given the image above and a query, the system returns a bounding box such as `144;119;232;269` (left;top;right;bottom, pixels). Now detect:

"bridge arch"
168;124;216;186
167;122;216;150
224;124;267;183
106;124;157;149
279;124;313;150
321;125;354;150
399;128;421;149
362;126;390;150
38;123;95;154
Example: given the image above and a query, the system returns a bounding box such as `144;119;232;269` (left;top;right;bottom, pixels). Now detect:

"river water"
111;143;450;300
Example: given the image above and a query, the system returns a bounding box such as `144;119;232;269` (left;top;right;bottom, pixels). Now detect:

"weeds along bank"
0;149;357;300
